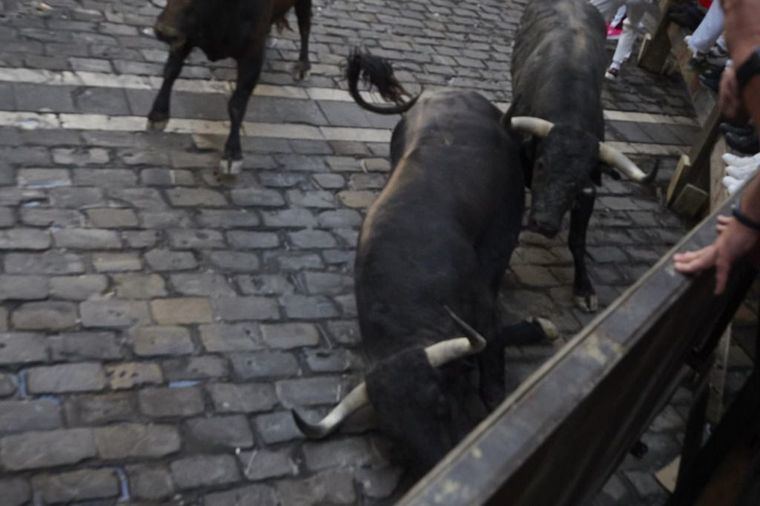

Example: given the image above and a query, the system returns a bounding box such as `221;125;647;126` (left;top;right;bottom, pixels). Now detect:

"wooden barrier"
399;188;757;506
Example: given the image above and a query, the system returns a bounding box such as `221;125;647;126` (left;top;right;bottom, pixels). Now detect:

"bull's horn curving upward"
598;143;658;183
292;307;486;439
346;48;421;115
292;382;369;438
510;116;657;184
509;116;555;138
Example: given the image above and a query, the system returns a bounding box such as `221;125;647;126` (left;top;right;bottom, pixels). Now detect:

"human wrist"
732;202;760;232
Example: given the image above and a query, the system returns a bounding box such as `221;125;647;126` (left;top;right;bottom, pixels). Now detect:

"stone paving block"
281;294;339;319
276;469;357;505
261;322;321;349
231;351;299;380
72;86;130;115
95;423;180;459
305;349;364;373
141;168;195;186
127;464;175;502
11;301;78;330
49;331;123;361
0;428;96;470
170;229;226;249
227;231;280;250
170;272;235;297
20;208;83;228
145;249;198;271
53;228;121;249
0;333;47;365
303;437;377;471
0;400;61;434
166;187;227;207
230;187;285;207
276;376;345;408
318;209;363;228
151;297;213;324
28;362;107;394
0;275;48;300
49;275;108;300
138;386;205;418
184;415;254;451
288;229;338;249
199;322;263;352
113;273;167;298
65;392;138;426
17;168;71;188
0;478;30;506
0;373;16;397
253;410;303;445
207;382;278;414
106;362;163;390
162;355;229;381
80;299;151;327
13;83;76;112
204;484;281;506
31;468;119;503
236;274;295;296
92;253;142;272
198;209;261;228
170;454;242;490
86;207;139;228
262;208;318;228
0;229;50;250
239;447;297;481
212;296;280;322
133;326;195;357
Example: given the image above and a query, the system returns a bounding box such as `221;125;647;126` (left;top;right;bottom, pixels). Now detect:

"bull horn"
292;382;369;438
510;116;555;138
423;306;487;366
598;143;656;183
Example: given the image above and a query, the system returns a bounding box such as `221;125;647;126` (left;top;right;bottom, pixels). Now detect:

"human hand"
674;215;760;294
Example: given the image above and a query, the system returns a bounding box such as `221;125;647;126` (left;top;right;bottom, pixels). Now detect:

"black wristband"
736;47;760;93
732;203;760;232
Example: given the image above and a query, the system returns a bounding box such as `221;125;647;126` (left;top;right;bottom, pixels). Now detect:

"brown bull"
150;0;311;176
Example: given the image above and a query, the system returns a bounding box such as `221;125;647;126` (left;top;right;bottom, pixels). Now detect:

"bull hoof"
531;317;559;341
217;158;243;177
292;62;311;81
574;293;599;313
147;118;168;131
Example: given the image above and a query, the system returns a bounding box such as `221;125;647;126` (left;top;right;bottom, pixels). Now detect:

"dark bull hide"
507;0;657;312
292;51;556;479
149;0;311;176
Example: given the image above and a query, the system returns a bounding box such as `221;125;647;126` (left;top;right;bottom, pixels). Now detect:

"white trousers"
590;0;658;66
686;0;724;54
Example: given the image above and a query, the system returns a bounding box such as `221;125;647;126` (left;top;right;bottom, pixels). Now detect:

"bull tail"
346;48;420;115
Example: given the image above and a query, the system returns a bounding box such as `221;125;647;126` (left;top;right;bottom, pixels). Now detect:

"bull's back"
356;91;524;359
511;0;606;129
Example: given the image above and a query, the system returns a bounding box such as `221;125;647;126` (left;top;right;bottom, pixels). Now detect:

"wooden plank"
638;0;676;73
399;187;757;506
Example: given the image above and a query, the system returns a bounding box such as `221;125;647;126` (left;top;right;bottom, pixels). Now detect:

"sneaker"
604;66;620;81
606;23;623;40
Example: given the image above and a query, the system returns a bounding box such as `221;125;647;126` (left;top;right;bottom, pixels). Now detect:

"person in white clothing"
590;0;659;79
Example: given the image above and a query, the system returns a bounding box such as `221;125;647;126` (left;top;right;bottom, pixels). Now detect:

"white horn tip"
291;409;330;439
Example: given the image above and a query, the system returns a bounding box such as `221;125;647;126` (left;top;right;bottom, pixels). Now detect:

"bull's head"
511;116;655;237
292;307;485;437
154;0;193;50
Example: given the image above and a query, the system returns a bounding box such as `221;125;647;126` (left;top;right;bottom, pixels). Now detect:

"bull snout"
527;214;561;238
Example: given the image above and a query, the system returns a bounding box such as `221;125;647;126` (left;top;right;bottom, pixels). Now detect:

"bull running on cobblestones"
293;50;557;479
507;0;657;313
148;0;311;176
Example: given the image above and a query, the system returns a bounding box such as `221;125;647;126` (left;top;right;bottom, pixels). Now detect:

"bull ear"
291;382;370;438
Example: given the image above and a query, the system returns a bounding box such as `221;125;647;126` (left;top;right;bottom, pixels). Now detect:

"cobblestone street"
0;0;755;504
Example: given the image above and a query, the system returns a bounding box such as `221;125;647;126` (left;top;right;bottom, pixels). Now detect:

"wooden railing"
399;188;758;505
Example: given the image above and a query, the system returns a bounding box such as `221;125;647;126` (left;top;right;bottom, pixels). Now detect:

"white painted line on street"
0;110;687;155
0;67;698;127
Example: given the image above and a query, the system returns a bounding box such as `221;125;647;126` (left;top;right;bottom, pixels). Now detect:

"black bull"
292;52;554;478
507;0;656;312
149;0;311;176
